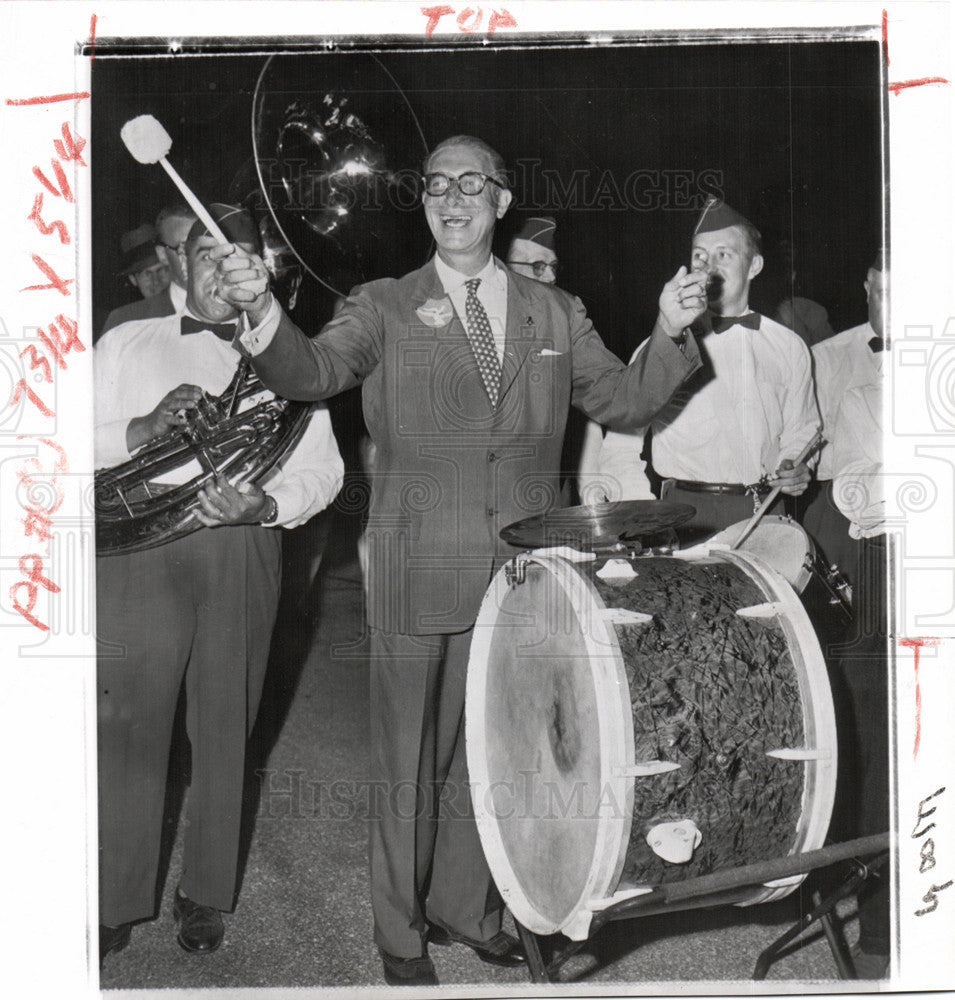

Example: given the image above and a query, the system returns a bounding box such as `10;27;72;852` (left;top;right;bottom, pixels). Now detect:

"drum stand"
513;832;889;984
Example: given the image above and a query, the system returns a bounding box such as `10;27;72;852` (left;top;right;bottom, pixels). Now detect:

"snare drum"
708;514;814;593
466;547;836;941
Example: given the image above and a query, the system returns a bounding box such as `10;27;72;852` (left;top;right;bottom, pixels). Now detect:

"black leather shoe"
173;889;224;953
99;922;131;967
379;948;439;986
428;924;526;967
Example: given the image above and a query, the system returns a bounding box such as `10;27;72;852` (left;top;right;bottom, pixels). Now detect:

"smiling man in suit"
213;135;706;986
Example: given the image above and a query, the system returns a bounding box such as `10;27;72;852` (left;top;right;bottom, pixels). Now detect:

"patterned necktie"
464;278;501;406
180;314;237;341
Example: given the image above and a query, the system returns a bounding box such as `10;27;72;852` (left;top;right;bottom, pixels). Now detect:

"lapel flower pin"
416;296;454;328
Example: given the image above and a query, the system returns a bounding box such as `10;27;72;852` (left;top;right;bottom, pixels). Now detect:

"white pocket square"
538;348;563;357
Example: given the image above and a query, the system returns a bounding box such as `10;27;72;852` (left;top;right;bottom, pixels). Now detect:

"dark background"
91;38;883;352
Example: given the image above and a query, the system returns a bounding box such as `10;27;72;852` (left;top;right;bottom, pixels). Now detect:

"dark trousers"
801;489;889;950
661;480;786;542
96;526;281;926
369;628;501;958
838;535;889;951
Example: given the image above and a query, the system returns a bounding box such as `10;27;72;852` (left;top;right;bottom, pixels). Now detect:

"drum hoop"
466;553;636;937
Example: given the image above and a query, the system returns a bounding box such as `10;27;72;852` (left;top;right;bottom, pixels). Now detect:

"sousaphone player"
95;203;343;964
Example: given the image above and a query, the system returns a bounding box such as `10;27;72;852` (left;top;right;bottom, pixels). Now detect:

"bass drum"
466;548;836;941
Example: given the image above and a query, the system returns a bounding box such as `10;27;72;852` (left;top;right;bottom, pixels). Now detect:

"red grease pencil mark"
882;10;949;95
5;92;90;106
421;5;454;35
21;254;74;295
899;637;941;760
420;5;516;35
888;76;950;96
89;14;97;60
9;554;60;632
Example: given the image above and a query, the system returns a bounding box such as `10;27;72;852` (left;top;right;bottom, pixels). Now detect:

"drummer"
582;197;820;539
805;251;889;979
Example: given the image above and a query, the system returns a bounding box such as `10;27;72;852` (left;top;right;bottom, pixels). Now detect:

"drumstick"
730;431;823;551
120;115;228;244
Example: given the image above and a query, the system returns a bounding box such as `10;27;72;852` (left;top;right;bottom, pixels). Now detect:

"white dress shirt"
812;322;883;479
95;312;344;529
433;254;508;365
168;281;188;314
587;314;820;500
830;380;884;538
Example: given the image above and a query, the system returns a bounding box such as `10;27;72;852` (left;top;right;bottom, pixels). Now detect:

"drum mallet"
731;431;823;551
120;114;228;244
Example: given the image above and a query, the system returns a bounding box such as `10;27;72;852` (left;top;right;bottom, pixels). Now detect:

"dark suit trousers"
369;628;501;958
96;526;281;926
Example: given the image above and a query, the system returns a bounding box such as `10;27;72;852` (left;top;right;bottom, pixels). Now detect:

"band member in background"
580;197;819;537
115;222;170;299
95;203;343;965
805;251;888;978
505;214;558;284
804;251;886;584
213;135;706;986
100;205;197;338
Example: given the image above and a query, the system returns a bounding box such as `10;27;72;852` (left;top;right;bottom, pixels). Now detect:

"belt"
671;479;766;497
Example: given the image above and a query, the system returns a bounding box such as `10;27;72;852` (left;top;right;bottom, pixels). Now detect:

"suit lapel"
409;258;468;342
408;258;543;408
499;267;542;403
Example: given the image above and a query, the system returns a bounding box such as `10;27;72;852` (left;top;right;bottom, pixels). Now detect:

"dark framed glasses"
507;259;559;279
422;171;506;197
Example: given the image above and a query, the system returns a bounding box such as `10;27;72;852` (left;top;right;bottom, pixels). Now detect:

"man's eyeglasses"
422;172;506;197
507;259;560;279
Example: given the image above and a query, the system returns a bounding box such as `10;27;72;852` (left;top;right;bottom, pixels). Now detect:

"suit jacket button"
487;452;496;462
486;507;495;517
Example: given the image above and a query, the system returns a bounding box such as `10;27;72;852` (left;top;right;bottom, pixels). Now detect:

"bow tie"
180;315;237;341
868;336;884;353
711;312;761;334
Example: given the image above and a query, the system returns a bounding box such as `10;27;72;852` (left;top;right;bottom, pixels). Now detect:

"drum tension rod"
505;555;528;587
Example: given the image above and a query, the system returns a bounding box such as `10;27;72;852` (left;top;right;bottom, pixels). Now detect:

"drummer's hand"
210;242;274;327
195;480;270;527
657;266;708;338
769;459;810;496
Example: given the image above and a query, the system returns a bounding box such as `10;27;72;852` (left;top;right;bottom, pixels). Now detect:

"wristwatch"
261;494;279;525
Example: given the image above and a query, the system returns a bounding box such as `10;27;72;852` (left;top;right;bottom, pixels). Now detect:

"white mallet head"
121;114;173;165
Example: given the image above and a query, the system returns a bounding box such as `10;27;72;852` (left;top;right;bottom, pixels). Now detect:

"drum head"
708;515;813;592
467;556;634;935
468;548;836;939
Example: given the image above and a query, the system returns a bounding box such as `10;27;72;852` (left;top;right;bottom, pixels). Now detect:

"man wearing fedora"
100;206;198;339
117;222;170;299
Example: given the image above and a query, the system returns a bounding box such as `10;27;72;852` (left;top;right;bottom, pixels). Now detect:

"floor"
99;512;875;996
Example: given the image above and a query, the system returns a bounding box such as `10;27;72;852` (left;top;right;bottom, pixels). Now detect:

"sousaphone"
95;51;431;555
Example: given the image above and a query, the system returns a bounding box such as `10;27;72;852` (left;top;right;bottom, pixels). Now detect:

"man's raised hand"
211;243;273;326
658;266;707;338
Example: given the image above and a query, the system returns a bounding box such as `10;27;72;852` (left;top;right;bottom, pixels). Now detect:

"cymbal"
500;500;697;550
